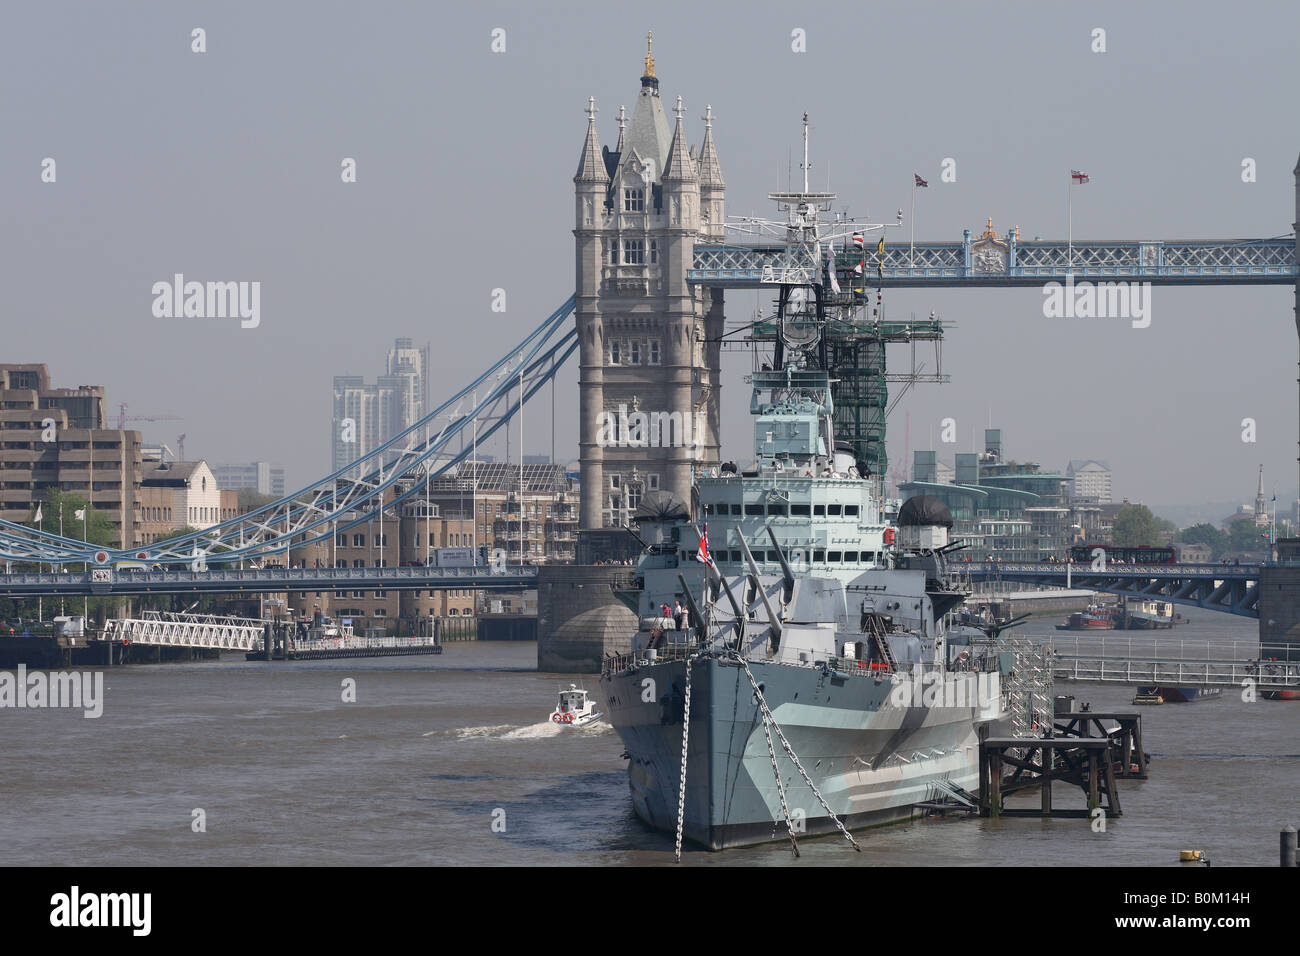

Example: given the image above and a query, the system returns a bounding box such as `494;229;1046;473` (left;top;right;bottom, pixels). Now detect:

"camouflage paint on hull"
601;655;999;850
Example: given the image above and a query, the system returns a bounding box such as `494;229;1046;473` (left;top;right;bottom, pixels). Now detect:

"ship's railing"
603;640;699;675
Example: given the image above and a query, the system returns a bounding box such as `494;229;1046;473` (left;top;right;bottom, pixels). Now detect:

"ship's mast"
802;111;810;194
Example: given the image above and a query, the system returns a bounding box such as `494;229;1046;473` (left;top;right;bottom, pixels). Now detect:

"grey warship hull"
601;653;996;849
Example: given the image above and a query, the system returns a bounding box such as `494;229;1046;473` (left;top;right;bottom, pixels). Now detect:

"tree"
237;488;278;511
1228;517;1266;555
26;489;117;548
1180;522;1228;559
1111;504;1161;547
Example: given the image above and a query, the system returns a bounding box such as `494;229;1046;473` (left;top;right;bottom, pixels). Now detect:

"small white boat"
550;684;602;727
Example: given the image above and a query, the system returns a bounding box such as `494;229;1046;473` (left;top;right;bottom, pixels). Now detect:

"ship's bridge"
684;474;890;576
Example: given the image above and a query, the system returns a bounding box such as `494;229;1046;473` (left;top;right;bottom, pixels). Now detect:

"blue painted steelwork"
967;562;1259;617
689;236;1297;287
0;564;540;597
0;297;578;567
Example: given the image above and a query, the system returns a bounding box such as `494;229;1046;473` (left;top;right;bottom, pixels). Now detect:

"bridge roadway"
967;562;1259;617
0;564;540;598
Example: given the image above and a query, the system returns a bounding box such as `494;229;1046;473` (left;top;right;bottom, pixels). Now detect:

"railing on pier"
1049;636;1300;689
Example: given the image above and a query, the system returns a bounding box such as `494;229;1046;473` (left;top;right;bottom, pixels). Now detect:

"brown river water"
1;609;1295;866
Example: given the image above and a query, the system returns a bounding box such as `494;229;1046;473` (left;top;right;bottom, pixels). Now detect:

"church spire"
697;104;724;187
574;96;608;183
662;95;697;181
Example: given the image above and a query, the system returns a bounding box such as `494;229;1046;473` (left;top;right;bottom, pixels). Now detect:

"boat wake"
435;720;614;740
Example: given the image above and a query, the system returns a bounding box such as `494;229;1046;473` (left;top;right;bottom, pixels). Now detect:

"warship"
600;118;1012;852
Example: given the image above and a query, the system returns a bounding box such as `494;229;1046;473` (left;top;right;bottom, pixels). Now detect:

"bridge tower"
573;36;724;540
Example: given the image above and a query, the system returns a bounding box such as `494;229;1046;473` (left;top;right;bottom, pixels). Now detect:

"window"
704;503;715;516
828;551;842;562
827;505;842;516
630;341;640;364
813;550;825;562
609;474;620;489
814;505;826;516
845;552;859;562
623;188;644;212
647;474;659;490
744;504;764;516
768;503;787;517
649;240;658;264
730;504;742;515
353;534;365;547
610;341;620;364
845;505;859;517
790;504;811;516
730;550;741;563
648;341;660;365
623;239;644;264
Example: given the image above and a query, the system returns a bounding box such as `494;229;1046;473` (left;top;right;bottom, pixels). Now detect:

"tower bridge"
2;46;1300;663
968;562;1260;618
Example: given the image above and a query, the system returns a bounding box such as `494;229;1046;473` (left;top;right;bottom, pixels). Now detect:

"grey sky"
5;1;1299;519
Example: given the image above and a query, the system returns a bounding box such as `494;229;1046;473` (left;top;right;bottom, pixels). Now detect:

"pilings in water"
1283;825;1298;867
978;709;1148;818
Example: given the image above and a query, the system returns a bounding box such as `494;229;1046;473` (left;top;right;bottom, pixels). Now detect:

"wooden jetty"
978;711;1147;818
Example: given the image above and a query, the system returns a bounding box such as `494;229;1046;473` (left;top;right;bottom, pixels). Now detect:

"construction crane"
177;433;187;460
117;402;182;431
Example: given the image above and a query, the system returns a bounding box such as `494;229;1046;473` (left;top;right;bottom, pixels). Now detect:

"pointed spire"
662;95;696;181
615;104;627;153
574;96;608;184
697;104;724;187
640;30;659;92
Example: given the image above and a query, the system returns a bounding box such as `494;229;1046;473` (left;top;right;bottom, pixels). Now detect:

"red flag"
852;232;864;247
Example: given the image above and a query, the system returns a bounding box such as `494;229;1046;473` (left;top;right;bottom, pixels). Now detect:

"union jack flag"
914;173;928;188
695;523;714;566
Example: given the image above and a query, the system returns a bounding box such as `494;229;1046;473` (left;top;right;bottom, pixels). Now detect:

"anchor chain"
673;654;695;863
735;653;861;852
757;693;801;856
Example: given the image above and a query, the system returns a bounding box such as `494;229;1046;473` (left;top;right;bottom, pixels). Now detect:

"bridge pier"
1259;539;1300;661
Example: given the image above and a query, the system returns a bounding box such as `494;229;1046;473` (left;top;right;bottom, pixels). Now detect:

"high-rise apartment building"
331;338;429;473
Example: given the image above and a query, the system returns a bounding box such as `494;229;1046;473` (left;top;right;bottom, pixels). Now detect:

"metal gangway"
102;611;265;651
1051;636;1300;692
